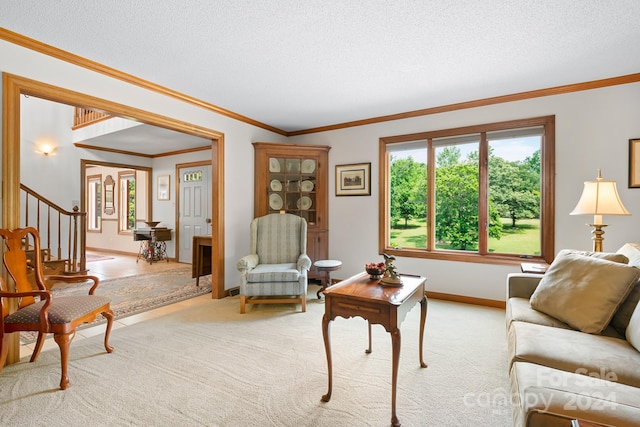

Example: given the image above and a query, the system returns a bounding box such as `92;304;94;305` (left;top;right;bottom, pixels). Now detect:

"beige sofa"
506;245;640;427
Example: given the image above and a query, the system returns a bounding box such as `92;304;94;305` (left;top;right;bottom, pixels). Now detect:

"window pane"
487;132;542;255
87;178;101;231
119;174;136;231
387;142;427;249
434;138;479;251
127;179;136;229
380;115;554;263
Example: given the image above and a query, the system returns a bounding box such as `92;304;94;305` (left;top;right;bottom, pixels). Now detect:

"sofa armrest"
507;273;543;299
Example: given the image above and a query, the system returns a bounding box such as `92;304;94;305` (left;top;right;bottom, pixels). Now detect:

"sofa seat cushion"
246;263;300;283
506;298;623;339
511;362;640;427
508;321;640;387
506;297;574;330
530;252;640;334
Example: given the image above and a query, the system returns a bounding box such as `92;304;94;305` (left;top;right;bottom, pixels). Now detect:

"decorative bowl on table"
145;221;161;228
365;262;385;280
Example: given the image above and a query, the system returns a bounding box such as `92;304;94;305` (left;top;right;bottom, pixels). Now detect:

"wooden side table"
192;235;213;286
313;259;342;298
321;272;428;427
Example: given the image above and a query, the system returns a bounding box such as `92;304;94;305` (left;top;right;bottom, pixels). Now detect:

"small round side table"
314;259;342;298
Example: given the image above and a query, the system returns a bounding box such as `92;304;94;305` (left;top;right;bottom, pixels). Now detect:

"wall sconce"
570;169;630;252
36;139;57;156
40;143;54;156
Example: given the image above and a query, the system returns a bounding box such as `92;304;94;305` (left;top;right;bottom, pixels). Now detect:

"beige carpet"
0;290;512;426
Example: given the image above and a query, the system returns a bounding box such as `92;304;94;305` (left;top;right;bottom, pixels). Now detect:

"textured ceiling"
2;1;640;133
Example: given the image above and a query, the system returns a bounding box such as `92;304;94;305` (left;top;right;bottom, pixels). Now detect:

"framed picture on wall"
157;174;170;200
335;162;371;196
629;138;640;188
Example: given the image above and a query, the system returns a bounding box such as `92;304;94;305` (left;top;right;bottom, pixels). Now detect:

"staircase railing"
72;107;111;130
19;184;87;274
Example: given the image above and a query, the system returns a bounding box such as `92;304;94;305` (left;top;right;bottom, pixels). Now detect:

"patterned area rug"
20;266;211;344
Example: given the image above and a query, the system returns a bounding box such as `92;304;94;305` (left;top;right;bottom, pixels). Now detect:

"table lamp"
570;169;630;252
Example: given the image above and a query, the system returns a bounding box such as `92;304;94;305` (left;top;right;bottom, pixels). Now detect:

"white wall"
1;39;283;290
290;83;640;301
4;37;640;301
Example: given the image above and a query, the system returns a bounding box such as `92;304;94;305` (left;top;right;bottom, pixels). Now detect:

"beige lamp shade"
570;169;630;251
570;170;630;224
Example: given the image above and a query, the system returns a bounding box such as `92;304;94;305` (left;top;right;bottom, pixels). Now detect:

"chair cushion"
247;263;300;283
530;252;639;334
4;296;111;324
255;214;303;264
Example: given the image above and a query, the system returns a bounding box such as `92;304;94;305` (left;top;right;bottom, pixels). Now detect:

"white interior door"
178;165;211;263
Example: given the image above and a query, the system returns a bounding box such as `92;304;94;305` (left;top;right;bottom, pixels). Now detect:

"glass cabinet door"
267;156;317;225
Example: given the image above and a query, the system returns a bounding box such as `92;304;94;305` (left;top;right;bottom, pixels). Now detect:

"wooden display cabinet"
253;142;331;281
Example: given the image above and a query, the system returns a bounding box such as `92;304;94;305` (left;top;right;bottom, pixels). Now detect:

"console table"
321;272;428;427
192;235;213;286
133;228;172;264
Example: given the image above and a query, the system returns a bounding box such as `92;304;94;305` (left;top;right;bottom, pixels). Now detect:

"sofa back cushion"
530;252;640;334
626;300;640;352
557;248;629;263
612;243;640;335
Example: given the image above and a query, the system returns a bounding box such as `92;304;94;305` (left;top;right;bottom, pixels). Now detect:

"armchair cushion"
5;295;111;324
254;214;304;264
247;263;300;283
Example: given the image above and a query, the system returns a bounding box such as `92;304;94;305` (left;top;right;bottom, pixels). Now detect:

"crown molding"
0;28;287;136
287;73;640;136
3;28;640;138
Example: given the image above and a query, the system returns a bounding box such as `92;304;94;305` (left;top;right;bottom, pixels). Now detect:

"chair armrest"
45;275;100;295
297;254;312;271
0;290;52;328
506;273;543;299
237;254;259;272
0;290;51;300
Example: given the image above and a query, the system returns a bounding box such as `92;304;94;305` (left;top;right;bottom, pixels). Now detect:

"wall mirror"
157;174;170;200
104;175;115;215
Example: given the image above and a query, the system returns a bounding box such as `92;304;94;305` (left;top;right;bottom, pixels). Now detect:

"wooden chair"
0;227;114;389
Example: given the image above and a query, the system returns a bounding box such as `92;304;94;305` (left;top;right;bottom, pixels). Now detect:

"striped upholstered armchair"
237;213;311;313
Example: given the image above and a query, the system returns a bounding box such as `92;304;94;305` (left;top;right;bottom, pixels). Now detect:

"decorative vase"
366;268;383;280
